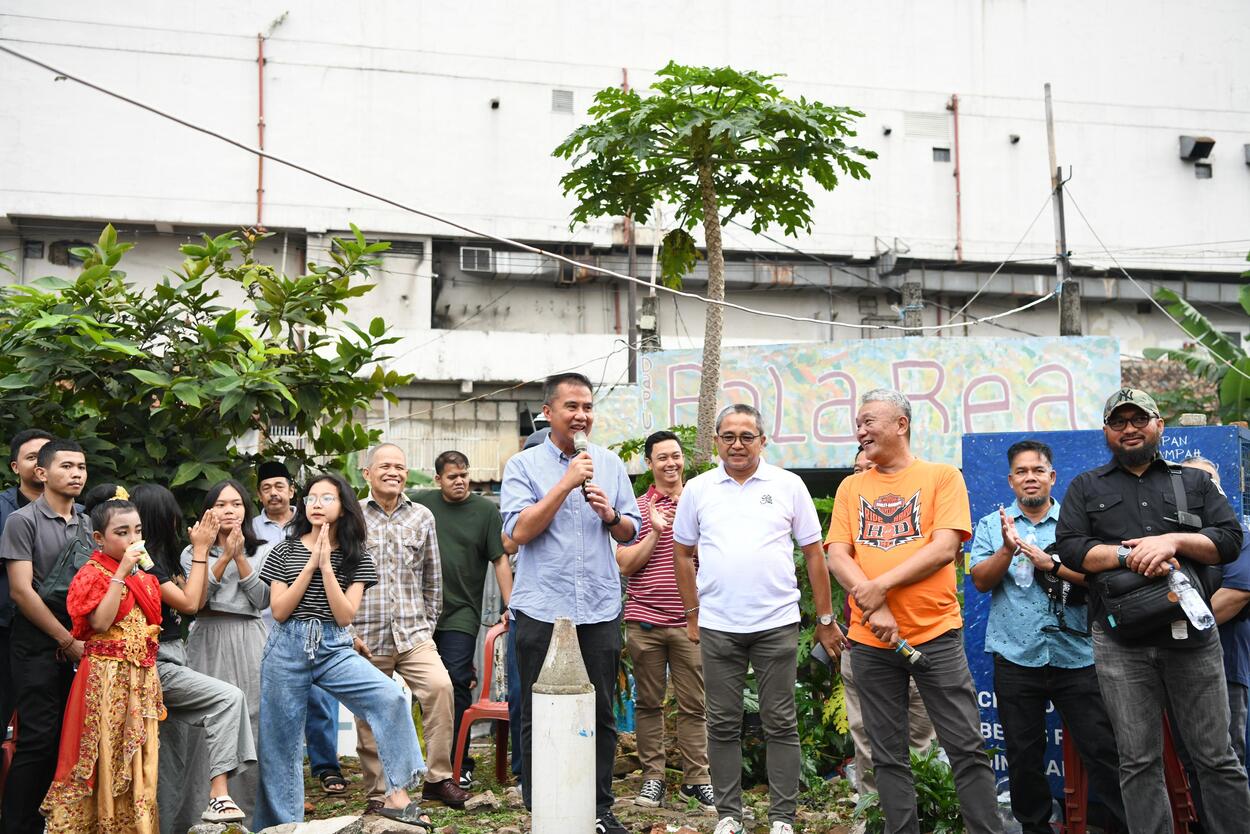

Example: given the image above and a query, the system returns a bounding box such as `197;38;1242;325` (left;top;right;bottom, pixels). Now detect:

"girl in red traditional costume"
41;486;165;834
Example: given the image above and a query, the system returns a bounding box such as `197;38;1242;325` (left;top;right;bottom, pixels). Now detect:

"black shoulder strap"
1167;464;1188;516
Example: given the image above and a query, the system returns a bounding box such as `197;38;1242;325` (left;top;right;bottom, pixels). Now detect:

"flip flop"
320;771;348;795
377;801;433;831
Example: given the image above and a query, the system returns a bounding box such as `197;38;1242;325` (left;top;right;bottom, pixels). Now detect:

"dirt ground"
302;736;856;834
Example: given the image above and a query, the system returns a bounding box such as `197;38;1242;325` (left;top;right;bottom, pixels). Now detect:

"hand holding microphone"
571;431;616;524
572;431;593;498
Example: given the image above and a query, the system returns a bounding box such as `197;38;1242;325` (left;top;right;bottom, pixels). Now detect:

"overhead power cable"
1065;187;1250;385
0;42;1058;334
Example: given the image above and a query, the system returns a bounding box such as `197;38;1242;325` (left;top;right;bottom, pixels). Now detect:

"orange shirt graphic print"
857;490;923;550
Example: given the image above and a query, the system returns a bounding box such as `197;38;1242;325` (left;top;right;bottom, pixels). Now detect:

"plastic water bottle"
1169;566;1215;630
1012;528;1038;588
1011;551;1034;588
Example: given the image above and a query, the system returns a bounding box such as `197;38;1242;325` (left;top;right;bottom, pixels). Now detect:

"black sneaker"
595;810;627;834
680;783;716;811
458;767;474;791
635;778;664;808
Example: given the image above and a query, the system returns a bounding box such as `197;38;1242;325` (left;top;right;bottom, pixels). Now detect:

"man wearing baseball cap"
1056;388;1250;834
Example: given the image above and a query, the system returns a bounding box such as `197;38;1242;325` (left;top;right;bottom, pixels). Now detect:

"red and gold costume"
41;552;164;834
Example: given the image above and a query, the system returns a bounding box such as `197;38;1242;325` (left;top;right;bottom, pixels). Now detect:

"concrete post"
901;275;923;336
531;617;596;834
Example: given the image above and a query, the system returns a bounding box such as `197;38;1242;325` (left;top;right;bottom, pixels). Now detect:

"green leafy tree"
0;224;411;507
555;61;875;461
1142;267;1250;424
610;424;713;494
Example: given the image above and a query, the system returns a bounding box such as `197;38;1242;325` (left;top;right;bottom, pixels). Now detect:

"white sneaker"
769;823;795;834
713;818;744;834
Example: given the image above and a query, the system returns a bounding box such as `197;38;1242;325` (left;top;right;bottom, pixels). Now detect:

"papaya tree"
0;224;411;508
554;61;875;461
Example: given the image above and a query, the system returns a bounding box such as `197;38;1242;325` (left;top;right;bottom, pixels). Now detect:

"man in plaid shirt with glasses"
352;442;470;810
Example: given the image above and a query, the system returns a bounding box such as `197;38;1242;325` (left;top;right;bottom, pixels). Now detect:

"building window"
460;246;493;272
552;89;574;113
1195;162;1212;179
22;240;44;260
932;147;952;163
385;240;425;260
48;240;88;267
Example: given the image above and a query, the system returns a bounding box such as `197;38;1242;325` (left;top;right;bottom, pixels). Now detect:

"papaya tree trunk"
694;160;725;464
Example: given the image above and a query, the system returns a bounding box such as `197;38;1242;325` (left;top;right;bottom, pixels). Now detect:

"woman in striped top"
252;472;430;831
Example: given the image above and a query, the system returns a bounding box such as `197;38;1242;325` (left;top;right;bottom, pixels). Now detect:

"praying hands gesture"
313;523;335;575
223;525;245;562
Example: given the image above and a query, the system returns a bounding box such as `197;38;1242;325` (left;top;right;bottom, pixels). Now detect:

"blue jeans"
306;685;341;776
1092;622;1250;834
254;619;426;828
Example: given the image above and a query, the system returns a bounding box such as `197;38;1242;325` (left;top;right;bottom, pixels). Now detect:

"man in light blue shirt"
500;372;640;834
969;440;1124;834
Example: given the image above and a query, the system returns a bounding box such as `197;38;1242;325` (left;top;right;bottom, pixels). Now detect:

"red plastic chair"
452;620;511;785
1060;716;1195;834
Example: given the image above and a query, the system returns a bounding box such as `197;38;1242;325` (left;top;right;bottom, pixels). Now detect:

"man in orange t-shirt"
825;389;1001;834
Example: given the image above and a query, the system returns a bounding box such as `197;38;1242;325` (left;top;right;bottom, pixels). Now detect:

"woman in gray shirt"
180;479;271;827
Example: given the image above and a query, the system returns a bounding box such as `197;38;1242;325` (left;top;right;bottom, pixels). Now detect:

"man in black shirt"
0;429;53;732
1056;388;1250;834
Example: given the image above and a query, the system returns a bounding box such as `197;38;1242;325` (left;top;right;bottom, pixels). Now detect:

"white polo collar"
712;458;776;484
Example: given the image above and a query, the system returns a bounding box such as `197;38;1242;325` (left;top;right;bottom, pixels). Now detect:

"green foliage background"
0;224;411;510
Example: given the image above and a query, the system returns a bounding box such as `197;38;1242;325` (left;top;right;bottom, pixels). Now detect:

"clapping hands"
649;499;676;534
188;509;220;550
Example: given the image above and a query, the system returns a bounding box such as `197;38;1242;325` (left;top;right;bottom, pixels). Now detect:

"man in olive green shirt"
415;450;513;787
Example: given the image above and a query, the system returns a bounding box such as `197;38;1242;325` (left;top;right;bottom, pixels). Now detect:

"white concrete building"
3;1;1249;477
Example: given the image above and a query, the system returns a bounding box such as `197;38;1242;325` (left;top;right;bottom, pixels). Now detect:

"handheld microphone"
573;431;591;496
895;638;932;671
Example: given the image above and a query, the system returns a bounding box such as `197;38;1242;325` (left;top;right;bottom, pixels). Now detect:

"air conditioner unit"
460;246;493;273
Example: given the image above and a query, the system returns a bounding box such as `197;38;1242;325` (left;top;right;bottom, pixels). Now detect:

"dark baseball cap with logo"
1102;388;1161;423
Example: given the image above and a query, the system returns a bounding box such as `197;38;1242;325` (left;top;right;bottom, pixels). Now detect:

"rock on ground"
462;790;502;811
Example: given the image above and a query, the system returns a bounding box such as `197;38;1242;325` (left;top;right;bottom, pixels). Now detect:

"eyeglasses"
1105;414;1153;431
717;433;760;446
303;494;338;507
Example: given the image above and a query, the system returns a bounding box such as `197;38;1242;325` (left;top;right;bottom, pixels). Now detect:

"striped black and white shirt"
259;538;378;622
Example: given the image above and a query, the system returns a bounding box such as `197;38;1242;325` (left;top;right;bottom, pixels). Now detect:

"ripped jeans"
253;619;426;828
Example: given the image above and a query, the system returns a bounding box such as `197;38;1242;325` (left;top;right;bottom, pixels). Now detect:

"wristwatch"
1116;545;1131;570
1049;555;1063;576
603;508;622;528
817;614;835;627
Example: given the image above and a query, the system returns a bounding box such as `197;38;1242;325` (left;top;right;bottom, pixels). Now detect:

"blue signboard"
961;426;1250;800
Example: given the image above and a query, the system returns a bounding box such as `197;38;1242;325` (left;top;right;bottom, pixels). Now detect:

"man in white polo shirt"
672;404;845;834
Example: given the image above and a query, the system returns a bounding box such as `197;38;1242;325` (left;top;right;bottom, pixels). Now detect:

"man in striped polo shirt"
616;430;714;812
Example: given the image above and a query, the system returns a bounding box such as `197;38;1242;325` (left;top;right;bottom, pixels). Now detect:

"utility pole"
901;274;923;336
623;68;640;382
1045;83;1081;336
639;211;662;351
